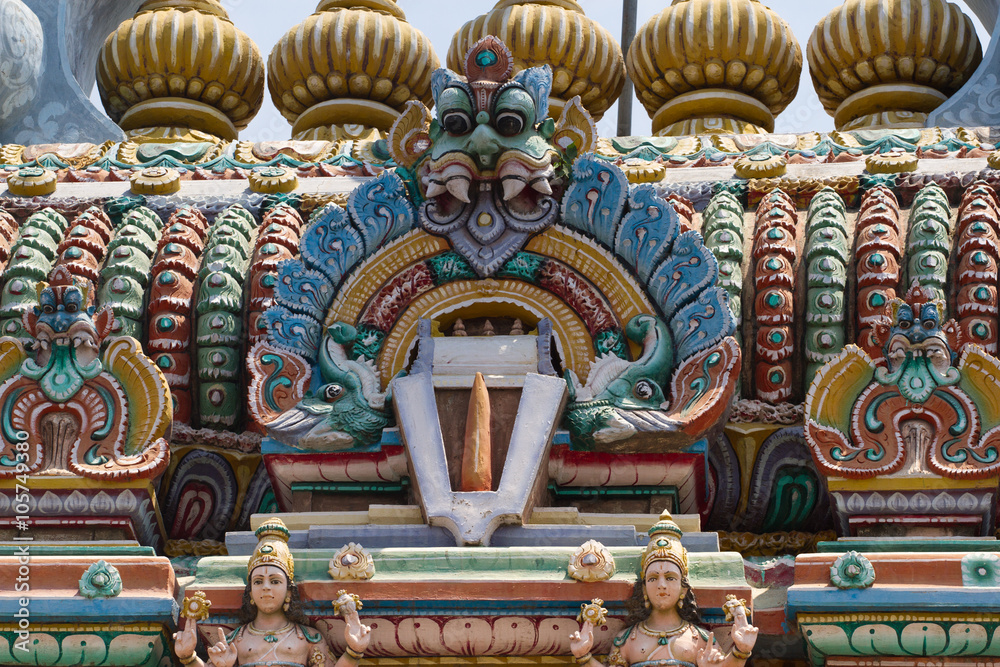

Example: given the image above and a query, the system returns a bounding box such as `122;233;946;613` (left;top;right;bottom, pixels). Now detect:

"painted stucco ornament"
806;282;1000;479
329;542;375;581
181;590;212;620
567;540;615;583
563;315;674;444
78;560;123;598
558;157;741;450
7;165;56;196
248;170;416;451
829;551;876;589
961;553;1000;586
262;323;390;451
577;599;609;626
0;266;171;479
403;36;584;277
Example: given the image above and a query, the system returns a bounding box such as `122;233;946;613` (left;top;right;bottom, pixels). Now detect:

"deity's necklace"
247;621;294;643
638;621;690;646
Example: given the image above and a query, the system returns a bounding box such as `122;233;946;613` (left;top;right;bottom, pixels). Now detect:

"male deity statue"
570;513;758;666
174;518;371;667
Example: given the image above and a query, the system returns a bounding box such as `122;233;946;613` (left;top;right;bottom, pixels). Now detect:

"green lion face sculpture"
418;36;560;277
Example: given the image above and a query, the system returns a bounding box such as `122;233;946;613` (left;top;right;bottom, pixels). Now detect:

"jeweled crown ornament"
641;510;688;578
247;517;294;579
417;36;561;277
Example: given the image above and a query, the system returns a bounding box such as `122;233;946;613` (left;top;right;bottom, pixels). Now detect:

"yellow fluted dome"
449;0;625;120
268;0;439;140
627;0;802;136
807;0;982;131
96;0;265;141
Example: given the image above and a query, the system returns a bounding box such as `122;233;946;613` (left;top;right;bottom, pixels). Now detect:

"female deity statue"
570;512;758;667
173;518;372;667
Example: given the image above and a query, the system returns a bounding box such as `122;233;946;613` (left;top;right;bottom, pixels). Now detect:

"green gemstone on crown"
476;50;498;67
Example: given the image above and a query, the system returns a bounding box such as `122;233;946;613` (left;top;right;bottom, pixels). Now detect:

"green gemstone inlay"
476;50;498;66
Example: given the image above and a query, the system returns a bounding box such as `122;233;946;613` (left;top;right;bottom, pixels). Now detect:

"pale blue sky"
93;1;994;141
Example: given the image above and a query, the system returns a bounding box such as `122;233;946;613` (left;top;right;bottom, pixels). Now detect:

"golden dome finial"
627;0;802;136
316;0;405;18
96;0;264;141
807;0;982;131
267;0;439;140
136;0;229;18
448;0;625;121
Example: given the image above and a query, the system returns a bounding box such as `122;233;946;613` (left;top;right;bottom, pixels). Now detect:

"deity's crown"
641;510;688;579
887;280;945;325
36;265;88;309
431;36;551;122
247;517;294;580
464;36;513;88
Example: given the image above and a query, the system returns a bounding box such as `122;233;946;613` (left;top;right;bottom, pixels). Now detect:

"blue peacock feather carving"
560;154;737;448
263;171;416;450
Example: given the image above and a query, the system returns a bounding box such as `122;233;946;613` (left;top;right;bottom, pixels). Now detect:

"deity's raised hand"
172;620;198;662
207;627;237;667
729;602;758;653
696;631;726;667
569;620;595;659
344;605;372;653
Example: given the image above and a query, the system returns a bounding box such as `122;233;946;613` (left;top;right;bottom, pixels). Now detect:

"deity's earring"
284;595;291;612
250;598;256;607
643;589;651;609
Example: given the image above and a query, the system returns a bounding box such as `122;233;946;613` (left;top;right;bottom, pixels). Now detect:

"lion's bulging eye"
442;110;473;135
495;111;524;137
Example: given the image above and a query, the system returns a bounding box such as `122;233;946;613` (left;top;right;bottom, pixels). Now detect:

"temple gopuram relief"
2;0;1000;666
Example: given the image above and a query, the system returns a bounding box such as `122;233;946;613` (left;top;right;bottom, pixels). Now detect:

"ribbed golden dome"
268;0;439;140
449;0;625;120
627;0;802;136
96;0;265;141
807;0;982;131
